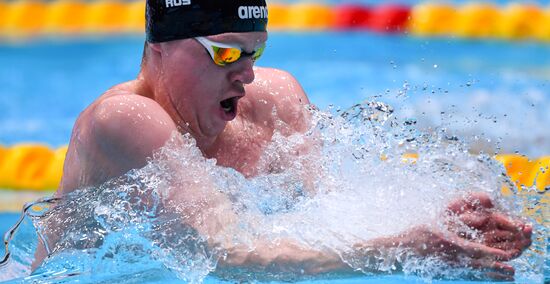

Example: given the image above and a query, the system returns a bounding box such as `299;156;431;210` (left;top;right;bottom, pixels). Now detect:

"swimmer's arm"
33;94;178;269
169;186;523;278
164;172;355;275
61;94;177;193
93;95;176;169
248;68;321;193
248;68;311;134
217;238;356;276
216;225;521;279
269;69;311;134
215;232;457;276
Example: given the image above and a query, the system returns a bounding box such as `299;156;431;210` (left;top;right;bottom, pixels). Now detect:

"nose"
228;57;255;85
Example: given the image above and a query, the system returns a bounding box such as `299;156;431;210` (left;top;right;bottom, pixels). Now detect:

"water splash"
0;102;544;283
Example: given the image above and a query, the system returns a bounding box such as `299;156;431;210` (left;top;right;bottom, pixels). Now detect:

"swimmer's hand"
396;225;518;281
445;192;532;260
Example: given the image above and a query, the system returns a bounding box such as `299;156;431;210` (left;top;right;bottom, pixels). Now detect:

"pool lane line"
0;1;549;42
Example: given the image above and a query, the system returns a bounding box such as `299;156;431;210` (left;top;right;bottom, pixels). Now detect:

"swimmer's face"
154;32;268;140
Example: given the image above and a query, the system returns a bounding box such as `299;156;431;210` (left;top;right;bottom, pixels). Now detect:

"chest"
211;119;273;177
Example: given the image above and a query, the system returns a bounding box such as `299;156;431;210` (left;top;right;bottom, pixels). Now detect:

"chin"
202;120;228;139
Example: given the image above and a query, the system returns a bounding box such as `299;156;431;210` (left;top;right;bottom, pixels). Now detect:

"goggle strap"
196;37;217;61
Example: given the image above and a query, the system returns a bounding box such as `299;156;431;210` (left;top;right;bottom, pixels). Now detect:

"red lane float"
333;5;372;29
368;4;411;33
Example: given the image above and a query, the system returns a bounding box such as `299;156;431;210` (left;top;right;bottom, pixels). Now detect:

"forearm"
216;234;409;277
217;238;355;275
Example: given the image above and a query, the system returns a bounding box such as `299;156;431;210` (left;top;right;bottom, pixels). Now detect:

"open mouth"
219;96;241;120
220;97;236;114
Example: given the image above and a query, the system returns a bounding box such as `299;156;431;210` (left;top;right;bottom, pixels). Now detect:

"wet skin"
49;32;531;279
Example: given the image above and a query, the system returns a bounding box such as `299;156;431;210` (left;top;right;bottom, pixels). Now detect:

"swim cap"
146;0;268;43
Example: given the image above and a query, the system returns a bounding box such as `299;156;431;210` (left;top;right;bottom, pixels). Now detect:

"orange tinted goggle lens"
212;44;266;66
213;47;241;65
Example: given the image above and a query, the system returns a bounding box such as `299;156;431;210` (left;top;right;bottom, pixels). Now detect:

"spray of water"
0;102;544;283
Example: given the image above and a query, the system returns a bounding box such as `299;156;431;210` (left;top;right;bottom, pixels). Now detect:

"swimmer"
40;0;531;280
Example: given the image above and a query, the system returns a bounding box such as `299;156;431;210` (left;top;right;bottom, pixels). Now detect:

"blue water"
0;205;542;284
0;32;549;282
1;33;549;155
0;213;18;257
1;213;454;283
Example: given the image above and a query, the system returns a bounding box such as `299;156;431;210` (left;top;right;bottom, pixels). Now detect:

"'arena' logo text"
165;0;190;8
238;6;268;19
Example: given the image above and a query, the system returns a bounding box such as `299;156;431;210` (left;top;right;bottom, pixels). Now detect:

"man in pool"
49;0;531;280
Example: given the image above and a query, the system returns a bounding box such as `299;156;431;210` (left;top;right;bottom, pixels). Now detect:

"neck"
134;71;154;99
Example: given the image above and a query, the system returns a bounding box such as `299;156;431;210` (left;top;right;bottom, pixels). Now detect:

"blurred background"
0;0;549;232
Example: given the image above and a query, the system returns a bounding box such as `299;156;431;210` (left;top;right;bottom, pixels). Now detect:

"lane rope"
0;1;548;42
0;143;548;192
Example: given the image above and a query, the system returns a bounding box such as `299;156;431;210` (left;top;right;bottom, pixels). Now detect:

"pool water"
0;33;549;283
1;33;549;154
0;213;18;257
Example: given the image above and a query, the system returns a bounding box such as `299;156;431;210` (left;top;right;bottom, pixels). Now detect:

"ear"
148;42;162;53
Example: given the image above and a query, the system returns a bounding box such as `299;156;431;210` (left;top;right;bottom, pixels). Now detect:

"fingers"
446;192;494;215
458;212;490;230
483;233;531;261
459;239;513;261
522;223;533;239
468;260;515;282
518;235;532;252
482;219;532;256
457;212;531;243
489;243;522;257
470;259;514;274
466;192;494;209
484;229;517;243
491;213;523;232
483;271;514;282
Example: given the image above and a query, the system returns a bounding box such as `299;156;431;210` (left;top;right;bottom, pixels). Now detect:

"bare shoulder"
90;90;177;164
61;86;177;192
250;67;310;107
244;67;311;133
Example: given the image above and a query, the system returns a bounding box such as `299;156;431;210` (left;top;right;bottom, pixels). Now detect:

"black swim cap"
146;0;268;43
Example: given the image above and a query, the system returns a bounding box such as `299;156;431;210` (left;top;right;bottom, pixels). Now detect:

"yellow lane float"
0;145;6;167
494;154;550;192
43;146;68;190
454;3;502;38
499;4;545;40
286;3;335;30
3;0;48;36
409;3;457;36
44;0;88;34
266;3;289;30
0;143;548;193
85;0;129;33
534;7;550;41
0;144;66;191
495;154;549;224
0;1;8;30
125;0;145;33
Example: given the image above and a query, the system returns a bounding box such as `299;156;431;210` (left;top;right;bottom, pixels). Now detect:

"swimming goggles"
194;37;266;66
